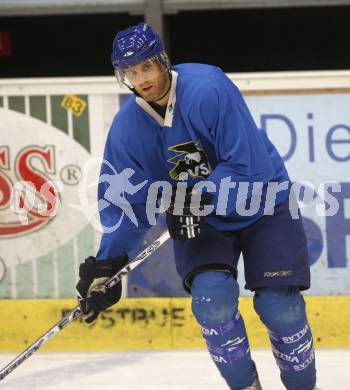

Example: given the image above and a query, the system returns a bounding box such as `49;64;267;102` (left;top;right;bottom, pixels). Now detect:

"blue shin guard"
254;287;316;390
191;271;256;390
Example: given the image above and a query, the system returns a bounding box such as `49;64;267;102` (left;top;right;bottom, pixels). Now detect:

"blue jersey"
97;63;290;259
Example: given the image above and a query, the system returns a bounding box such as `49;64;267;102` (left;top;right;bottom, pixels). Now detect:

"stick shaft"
0;230;170;381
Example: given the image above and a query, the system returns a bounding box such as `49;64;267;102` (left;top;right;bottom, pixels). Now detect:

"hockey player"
76;23;318;390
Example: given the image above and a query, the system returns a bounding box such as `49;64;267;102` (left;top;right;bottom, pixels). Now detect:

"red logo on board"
0;146;59;237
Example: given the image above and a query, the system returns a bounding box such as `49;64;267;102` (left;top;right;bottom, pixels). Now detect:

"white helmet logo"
123;51;134;57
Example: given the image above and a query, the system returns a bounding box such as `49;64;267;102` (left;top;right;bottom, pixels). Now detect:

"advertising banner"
246;93;350;295
0;93;102;298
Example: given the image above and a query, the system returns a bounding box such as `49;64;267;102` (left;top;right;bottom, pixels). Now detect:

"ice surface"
0;349;349;389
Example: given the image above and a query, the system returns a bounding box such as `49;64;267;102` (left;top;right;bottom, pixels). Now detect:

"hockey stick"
0;230;170;382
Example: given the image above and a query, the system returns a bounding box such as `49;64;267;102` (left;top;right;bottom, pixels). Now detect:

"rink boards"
0;296;349;352
1;72;350;353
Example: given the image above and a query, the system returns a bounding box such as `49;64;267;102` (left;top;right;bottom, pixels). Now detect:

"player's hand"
166;186;213;239
76;255;128;323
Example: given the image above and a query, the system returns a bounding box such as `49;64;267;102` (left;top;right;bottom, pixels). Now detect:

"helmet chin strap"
149;72;172;103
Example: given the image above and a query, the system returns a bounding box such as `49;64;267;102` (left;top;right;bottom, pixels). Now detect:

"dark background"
0;5;349;78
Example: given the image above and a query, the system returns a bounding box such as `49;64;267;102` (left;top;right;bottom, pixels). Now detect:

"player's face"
123;59;170;104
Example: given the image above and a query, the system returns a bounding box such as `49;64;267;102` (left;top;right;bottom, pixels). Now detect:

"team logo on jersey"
167;140;211;180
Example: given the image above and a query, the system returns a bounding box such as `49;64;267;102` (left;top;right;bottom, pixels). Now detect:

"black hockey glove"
76;255;128;323
166;186;213;240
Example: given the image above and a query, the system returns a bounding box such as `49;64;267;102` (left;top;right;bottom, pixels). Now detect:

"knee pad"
254;287;316;387
191;271;239;326
191;271;257;388
253;286;306;333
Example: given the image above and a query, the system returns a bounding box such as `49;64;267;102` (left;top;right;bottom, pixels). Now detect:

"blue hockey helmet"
111;23;170;86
